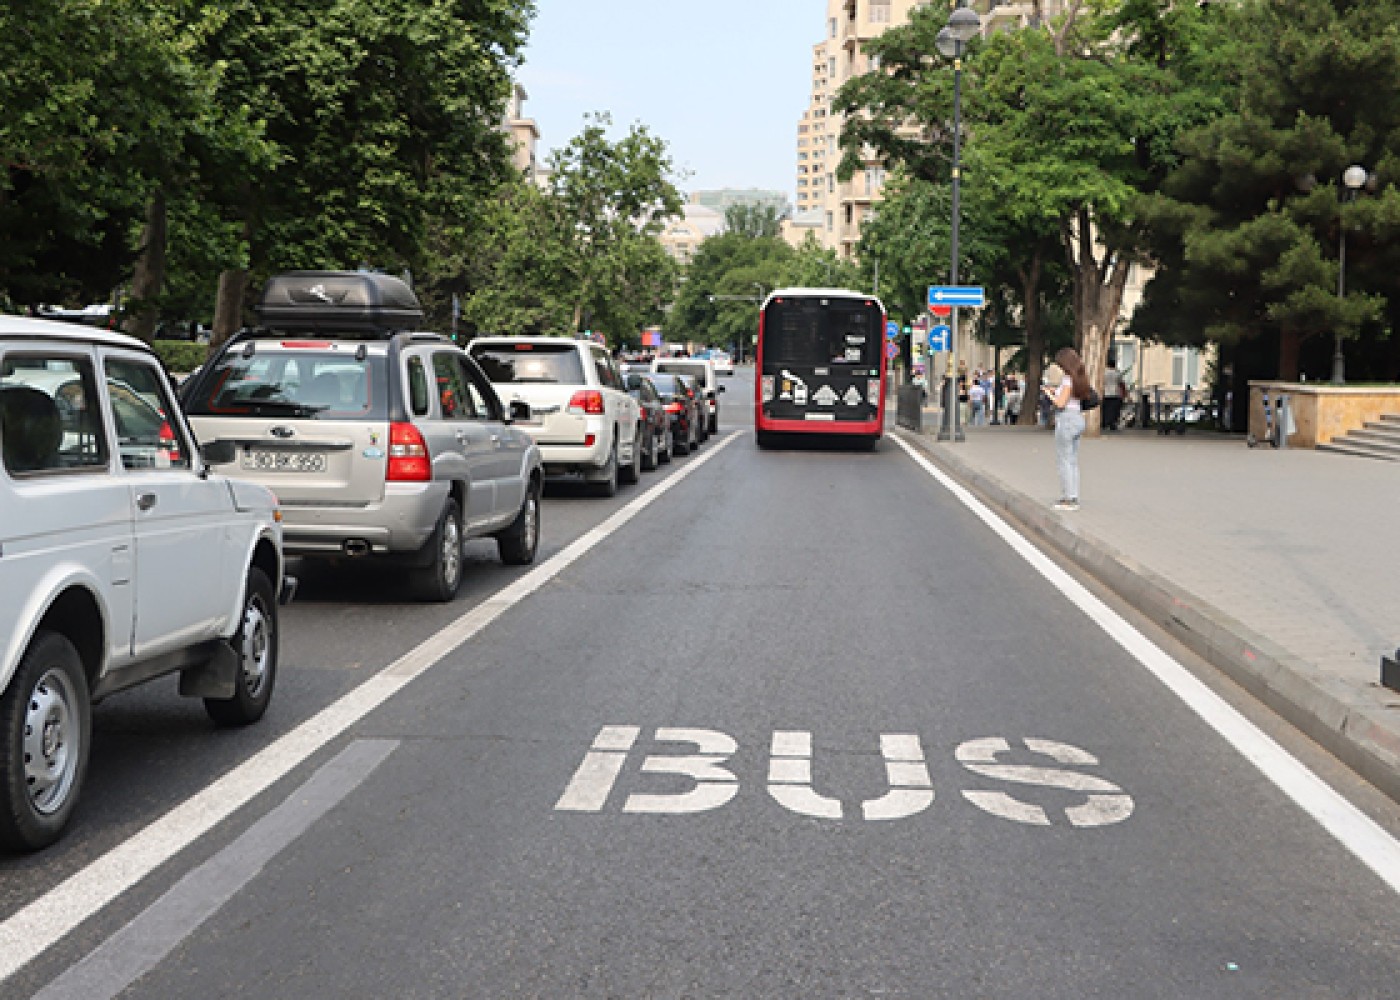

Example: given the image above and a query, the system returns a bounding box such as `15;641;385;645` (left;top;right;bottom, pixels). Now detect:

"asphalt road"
4;371;1400;998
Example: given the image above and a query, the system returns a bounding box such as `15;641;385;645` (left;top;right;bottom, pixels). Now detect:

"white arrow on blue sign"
929;325;951;352
885;320;900;339
928;285;985;308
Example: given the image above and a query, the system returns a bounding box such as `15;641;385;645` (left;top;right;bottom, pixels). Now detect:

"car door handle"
136;492;158;512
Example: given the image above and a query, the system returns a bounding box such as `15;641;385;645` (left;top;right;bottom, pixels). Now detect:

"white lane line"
0;433;738;984
893;434;1400;895
31;739;398;1000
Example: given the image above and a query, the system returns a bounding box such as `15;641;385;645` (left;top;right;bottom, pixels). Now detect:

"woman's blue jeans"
1055;408;1085;500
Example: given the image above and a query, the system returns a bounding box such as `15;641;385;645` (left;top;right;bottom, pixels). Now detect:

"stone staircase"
1318;413;1400;461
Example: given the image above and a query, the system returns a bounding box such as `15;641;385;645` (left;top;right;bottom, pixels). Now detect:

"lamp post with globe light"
935;4;980;442
1333;164;1369;385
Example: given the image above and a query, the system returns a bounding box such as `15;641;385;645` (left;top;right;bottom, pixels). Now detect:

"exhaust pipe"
342;539;371;558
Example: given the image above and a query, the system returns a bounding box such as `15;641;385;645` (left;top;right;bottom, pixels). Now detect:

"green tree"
668;232;794;350
1132;0;1400;380
0;1;267;314
837;1;1228;424
543;113;683;344
192;0;533;344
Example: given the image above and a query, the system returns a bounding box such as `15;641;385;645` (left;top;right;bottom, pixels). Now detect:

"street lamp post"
1334;164;1368;385
935;5;980;443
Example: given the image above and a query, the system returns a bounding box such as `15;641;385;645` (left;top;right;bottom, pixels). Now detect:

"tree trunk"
210;269;249;350
125;190;167;343
1278;328;1303;381
1017;257;1045;426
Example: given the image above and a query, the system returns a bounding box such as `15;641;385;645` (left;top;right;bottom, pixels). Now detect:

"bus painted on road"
754;288;887;448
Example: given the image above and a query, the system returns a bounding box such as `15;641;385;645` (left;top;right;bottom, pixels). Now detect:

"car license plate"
241;450;328;473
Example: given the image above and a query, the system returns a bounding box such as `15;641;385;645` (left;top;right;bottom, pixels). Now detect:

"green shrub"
153;340;210;375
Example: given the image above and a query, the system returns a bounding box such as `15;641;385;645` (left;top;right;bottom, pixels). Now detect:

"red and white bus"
754;288;888;448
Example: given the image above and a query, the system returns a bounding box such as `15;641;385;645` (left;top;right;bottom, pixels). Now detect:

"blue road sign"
885;320;900;339
929;325;951;352
928;285;985;309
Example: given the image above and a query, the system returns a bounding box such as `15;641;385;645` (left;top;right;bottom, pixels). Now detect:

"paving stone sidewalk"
898;416;1400;801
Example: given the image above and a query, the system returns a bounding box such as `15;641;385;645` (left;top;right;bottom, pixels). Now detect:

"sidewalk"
898;412;1400;803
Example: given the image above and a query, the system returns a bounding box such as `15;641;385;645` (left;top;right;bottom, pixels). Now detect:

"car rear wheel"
496;479;541;565
414;498;464;602
0;632;91;852
658;427;673;463
619;424;643;485
205;567;278;727
640;425;658;472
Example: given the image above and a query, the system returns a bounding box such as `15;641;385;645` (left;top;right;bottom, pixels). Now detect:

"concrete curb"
897;427;1400;805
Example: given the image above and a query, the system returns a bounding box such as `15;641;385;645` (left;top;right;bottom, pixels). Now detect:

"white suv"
0;316;292;851
468;336;643;496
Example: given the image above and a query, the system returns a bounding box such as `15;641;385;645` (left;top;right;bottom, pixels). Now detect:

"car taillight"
665;402;683;414
157;420;181;462
567;390;605;415
387;422;431;481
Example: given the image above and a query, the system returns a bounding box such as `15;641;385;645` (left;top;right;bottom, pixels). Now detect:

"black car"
645;372;701;456
624;372;672;469
674;373;709;444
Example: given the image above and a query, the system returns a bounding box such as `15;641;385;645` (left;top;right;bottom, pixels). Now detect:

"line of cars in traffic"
0;271;723;851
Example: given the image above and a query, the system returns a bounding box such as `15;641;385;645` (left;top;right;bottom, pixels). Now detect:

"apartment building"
504;83;542;185
795;2;1071;257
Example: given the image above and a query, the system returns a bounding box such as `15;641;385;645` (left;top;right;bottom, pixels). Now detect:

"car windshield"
185;350;386;419
471;343;586;384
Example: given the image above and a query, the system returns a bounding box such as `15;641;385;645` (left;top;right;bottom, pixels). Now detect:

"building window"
870;1;891;24
1171;348;1201;389
826;212;834;231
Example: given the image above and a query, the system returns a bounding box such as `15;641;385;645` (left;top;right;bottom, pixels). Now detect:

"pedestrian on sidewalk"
1046;346;1090;510
1102;353;1125;431
968;377;987;425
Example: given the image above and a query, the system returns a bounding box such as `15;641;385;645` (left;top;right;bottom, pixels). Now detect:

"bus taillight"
868;379;881;404
761;376;775;402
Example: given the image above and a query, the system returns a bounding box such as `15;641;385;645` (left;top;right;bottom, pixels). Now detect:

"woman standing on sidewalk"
1047;347;1090;510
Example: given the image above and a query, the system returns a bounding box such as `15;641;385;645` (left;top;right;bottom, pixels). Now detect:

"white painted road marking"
562;728;1113;825
31;740;397;1000
0;434;739;986
957;738;1133;828
893;433;1400;893
624;729;739;815
861;733;935;822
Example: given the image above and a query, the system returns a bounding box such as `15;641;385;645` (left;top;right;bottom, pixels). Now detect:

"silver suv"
183;272;543;602
0;316;291;851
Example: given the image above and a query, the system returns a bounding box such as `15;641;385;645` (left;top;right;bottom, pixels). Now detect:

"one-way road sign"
928;285;985;308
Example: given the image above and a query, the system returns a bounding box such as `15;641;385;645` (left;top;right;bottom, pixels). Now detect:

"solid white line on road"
0;433;739;985
31;739;398;1000
892;433;1400;896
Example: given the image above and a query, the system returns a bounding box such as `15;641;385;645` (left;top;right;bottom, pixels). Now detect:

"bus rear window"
764;299;881;367
471;344;585;384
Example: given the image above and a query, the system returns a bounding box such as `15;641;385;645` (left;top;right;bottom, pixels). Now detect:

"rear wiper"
232;400;328;417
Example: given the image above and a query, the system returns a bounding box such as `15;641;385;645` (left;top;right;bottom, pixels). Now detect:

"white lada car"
0;316;292;851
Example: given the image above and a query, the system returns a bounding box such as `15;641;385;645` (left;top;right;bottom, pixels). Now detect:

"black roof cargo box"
256;271;423;334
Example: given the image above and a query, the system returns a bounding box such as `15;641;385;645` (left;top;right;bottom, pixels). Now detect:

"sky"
517;0;820;203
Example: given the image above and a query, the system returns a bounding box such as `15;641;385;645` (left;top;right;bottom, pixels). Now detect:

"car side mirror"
718;385;726;393
200;440;236;466
508;399;532;423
